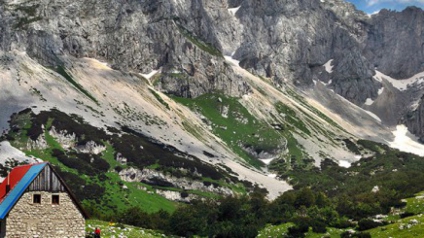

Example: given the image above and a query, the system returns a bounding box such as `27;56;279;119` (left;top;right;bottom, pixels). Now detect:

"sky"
345;0;424;13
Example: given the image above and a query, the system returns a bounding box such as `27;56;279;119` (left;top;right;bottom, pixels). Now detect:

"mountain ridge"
1;0;424;203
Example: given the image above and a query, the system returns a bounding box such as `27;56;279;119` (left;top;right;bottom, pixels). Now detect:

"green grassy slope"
4;108;248;219
173;93;285;168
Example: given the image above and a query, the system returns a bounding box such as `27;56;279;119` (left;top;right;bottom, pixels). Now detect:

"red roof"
0;164;33;201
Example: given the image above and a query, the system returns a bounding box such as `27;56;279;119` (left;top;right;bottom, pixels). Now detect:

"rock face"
363;7;424;79
404;95;424;142
0;0;250;98
2;0;424;137
74;141;106;155
234;0;377;104
49;126;76;150
119;167;234;198
26;134;48;150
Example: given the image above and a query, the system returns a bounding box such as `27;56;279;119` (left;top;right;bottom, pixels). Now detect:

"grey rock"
0;0;250;98
119;167;234;196
2;0;424;138
74;141;106;155
404;95;424;142
364;7;424;79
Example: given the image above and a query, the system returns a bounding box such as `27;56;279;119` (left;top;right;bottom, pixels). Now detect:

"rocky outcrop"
48;126;108;154
155;190;197;203
404;95;424;142
115;152;128;165
74;141;106;155
26;134;48;150
241;145;285;161
119;167;233;197
48;126;76;150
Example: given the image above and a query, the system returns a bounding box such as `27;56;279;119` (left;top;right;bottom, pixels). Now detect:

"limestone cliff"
0;0;250;98
364;7;424;79
2;0;424;138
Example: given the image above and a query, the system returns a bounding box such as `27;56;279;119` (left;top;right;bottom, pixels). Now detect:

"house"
0;162;87;237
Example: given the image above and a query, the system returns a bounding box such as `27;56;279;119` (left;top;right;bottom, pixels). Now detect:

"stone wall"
4;191;85;237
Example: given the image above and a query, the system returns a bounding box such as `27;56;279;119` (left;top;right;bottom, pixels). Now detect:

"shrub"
311;220;327;233
180;191;189;198
400;212;415;218
357;218;381;231
332;217;355;229
114;166;123;173
341;231;371;238
287;225;307;238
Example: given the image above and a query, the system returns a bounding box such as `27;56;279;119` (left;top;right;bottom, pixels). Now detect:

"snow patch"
338;160;351;168
228;6;241;15
364;98;374;106
375;70;424;91
390;125;424;157
260;158;274;165
378;87;384;95
140;70;159;80
224;56;240;66
323;59;334;73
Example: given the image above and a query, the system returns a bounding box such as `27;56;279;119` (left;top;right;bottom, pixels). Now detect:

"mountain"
1;0;424;213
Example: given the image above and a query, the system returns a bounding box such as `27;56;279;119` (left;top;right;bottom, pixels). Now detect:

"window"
52;195;59;205
33;194;41;204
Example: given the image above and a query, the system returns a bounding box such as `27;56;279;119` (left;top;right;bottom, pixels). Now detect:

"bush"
180;191;189;198
287;225;307;238
341;231;371;238
332;217;355;229
311;220;327;233
357;218;381;231
57;155;96;176
400;212;415;218
81;183;105;201
287;216;310;237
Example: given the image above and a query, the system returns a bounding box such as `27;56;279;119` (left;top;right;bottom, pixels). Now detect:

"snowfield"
390;125;424;157
228;6;241;15
374;70;424;91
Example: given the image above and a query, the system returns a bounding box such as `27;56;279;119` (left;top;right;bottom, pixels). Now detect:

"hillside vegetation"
3;108;253;219
5;106;424;237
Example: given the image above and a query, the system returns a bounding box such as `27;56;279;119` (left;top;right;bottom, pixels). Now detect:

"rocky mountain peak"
2;1;424;142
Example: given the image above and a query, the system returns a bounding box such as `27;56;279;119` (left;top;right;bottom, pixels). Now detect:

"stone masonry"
3;191;85;238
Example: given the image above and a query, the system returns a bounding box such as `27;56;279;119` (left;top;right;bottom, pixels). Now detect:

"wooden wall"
26;165;66;192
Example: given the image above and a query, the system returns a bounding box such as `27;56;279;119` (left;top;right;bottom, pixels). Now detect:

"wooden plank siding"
26;165;66;192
